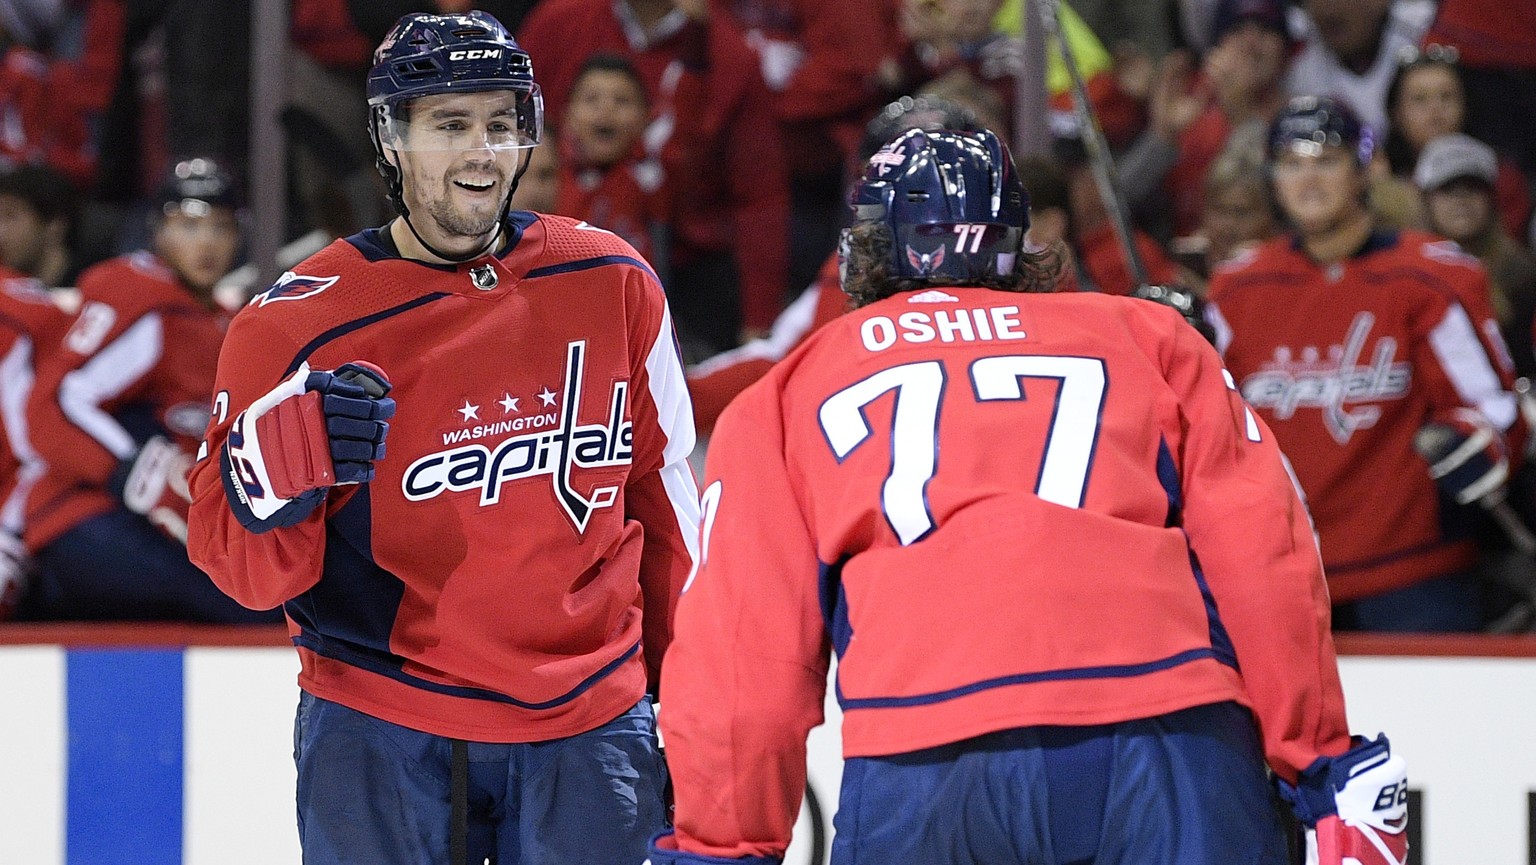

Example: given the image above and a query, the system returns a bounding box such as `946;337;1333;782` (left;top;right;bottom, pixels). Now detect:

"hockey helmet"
154;157;240;219
848;128;1029;282
1267;95;1374;166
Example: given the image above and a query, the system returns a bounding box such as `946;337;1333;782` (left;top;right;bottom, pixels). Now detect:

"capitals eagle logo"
253;272;340;307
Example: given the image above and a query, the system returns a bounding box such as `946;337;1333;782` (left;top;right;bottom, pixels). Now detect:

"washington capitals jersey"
25;252;228;550
187;213;700;743
661;286;1349;859
0;273;71;539
1208;230;1519;601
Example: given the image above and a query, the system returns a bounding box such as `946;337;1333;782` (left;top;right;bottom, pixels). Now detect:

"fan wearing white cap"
1417;133;1536;378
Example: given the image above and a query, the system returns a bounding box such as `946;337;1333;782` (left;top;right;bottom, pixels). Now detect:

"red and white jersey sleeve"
0;275;70;538
663;286;1349;859
24;252;226;549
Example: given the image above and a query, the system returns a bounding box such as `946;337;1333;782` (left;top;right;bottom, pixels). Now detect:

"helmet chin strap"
390;147;533;265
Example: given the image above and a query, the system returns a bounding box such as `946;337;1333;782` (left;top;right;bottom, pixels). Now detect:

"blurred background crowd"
0;0;1532;633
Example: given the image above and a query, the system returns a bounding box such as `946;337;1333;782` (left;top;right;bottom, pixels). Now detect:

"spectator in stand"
715;0;901;294
688;95;981;435
519;0;790;355
1284;0;1434;136
0;0;124;190
1208;98;1520;632
14;157;277;623
0;164;80;287
557;55;669;266
1119;0;1292;239
1417;133;1536;379
510;140;560;214
1423;0;1536;180
1193;124;1280;279
1381;45;1532;241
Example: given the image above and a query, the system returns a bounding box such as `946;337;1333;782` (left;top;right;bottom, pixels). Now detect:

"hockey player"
649;128;1408;865
16;157;272;623
186;11;697;865
1208;96;1521;632
0;270;71;618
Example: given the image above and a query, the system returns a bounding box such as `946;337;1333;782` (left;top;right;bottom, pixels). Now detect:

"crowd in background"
0;0;1532;632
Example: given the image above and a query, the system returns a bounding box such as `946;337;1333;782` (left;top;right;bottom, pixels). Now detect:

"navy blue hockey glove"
306;362;395;485
1413;408;1509;506
644;831;781;865
1277;735;1408;865
223;360;395;532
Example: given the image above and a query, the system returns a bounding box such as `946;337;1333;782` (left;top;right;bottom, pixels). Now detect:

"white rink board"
0;644;1529;864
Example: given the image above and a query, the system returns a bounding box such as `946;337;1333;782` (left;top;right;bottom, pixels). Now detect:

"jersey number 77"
817;355;1107;545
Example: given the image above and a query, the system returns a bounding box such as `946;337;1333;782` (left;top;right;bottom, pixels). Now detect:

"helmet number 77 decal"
952;224;988;253
818;355;1106;546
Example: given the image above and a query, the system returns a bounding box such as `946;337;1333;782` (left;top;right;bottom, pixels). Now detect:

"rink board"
0;628;1533;864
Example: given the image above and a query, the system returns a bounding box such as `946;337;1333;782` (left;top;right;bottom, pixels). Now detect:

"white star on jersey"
457;400;480;421
537;387;558;407
498;393;519;414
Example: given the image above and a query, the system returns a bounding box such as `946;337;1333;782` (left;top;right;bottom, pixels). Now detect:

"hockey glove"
223;361;395;532
1278;734;1409;865
644;831;781;865
114;435;194;543
0;530;29;620
1414;408;1509;506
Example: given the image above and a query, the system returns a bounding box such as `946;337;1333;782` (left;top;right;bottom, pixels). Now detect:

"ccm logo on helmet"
449;49;501;61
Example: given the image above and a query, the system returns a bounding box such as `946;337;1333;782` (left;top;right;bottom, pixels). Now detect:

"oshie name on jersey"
859;292;1028;352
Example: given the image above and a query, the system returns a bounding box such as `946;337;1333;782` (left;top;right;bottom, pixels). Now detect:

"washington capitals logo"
868;144;906;177
254;272;340;307
906;245;945;275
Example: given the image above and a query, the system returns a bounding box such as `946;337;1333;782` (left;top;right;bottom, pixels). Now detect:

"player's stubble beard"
422;155;512;244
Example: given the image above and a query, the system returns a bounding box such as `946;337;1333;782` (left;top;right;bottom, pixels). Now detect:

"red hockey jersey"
687;252;848;435
187;214;700;743
1208;230;1519;600
24;252;228;550
0;273;71;539
662;285;1349;858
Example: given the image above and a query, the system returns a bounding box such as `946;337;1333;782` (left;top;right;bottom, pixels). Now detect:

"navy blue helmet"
155;157;240;218
366;12;542;216
848;128;1029;282
1268;95;1374;166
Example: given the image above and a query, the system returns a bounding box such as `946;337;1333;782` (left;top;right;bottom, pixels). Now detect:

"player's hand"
113;435;194;544
644;831;781;865
305;362;396;487
224;361;395;532
1414;408;1509;506
0;530;29;620
1278;735;1409;865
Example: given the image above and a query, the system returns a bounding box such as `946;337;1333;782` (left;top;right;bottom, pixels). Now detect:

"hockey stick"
1036;0;1147;286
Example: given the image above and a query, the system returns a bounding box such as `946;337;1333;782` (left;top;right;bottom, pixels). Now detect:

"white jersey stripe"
644;302;701;570
0;335;41;534
1429;303;1519;431
58;312;164;459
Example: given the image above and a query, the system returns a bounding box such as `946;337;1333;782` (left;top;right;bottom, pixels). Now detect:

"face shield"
375;87;543;154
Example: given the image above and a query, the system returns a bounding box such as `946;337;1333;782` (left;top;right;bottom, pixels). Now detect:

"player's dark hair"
0;164;77;237
841;222;1066;308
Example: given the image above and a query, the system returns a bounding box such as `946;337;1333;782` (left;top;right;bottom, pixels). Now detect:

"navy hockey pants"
293;692;668;865
830;701;1289;865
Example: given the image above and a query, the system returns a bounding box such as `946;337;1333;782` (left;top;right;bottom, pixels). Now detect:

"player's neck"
1298;209;1375;266
389;218;503;265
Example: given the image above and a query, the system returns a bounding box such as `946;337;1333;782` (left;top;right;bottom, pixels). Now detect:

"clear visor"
377;87;543;153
